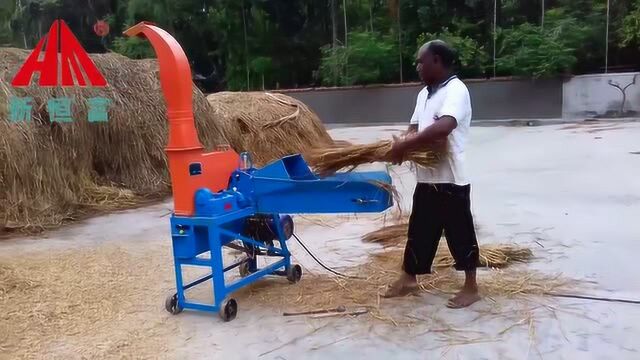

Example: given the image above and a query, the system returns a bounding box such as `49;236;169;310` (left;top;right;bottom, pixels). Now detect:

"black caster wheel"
287;264;302;283
219;298;238;322
165;293;183;315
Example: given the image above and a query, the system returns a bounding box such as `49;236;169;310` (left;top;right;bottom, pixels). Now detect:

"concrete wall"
563;72;640;119
279;78;563;124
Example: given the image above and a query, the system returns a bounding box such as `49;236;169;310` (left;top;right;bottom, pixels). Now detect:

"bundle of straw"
361;222;407;247
435;244;533;269
306;139;439;175
362;222;533;269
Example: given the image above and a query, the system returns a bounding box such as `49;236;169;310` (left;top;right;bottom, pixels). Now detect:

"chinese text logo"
9;19;111;123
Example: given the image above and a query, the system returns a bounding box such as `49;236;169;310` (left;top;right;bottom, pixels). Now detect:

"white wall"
563;72;640;119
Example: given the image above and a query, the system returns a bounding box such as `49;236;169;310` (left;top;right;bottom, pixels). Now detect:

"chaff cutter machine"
124;22;393;321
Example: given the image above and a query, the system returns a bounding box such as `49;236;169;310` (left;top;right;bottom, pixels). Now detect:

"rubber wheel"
165;293;183;315
219;298;238;322
287;264;302;283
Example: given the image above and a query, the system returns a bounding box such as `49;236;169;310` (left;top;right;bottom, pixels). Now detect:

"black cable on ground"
545;292;640;305
292;233;362;279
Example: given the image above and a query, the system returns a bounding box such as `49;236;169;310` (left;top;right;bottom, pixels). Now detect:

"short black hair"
423;40;456;69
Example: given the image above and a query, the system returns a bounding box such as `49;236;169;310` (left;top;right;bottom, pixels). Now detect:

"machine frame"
123;21;392;322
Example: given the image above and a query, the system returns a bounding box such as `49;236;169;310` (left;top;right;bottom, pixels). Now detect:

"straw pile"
207;91;334;167
0;48;228;233
306;140;440;175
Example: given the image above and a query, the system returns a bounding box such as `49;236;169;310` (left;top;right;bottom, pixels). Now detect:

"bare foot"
383;273;418;298
446;288;481;308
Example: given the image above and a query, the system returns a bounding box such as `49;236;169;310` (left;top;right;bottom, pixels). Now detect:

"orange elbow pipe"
124;22;203;151
124;22;239;216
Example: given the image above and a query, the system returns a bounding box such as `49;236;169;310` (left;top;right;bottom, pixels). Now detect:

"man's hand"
388;136;409;165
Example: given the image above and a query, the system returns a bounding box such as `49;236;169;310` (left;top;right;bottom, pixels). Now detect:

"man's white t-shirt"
409;76;472;185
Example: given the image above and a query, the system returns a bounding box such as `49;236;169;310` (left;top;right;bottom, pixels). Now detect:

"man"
385;40;480;308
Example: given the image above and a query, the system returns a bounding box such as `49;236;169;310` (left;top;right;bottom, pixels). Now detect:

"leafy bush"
112;37;155;59
250;56;273;89
621;0;640;48
496;24;576;77
319;31;398;86
496;11;591;78
417;28;487;78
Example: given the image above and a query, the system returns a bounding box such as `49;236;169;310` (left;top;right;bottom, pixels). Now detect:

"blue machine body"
168;154;392;319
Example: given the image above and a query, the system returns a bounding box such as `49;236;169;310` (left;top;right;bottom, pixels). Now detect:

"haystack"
0;48;228;232
207;92;333;166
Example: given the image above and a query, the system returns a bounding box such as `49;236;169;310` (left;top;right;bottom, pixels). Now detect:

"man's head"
416;40;455;85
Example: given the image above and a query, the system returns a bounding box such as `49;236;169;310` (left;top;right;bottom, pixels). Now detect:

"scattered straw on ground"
1;237;574;358
234;248;570;324
306;140;439;175
0;244;177;359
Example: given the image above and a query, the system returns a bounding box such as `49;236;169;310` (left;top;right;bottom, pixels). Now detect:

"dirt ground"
1;121;640;359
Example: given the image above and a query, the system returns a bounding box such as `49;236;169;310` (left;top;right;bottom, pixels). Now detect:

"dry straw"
362;220;533;268
0;244;178;358
1;49;333;233
235;248;570;323
207;91;333;167
306;139;439;175
0;241;568;357
0;48;227;232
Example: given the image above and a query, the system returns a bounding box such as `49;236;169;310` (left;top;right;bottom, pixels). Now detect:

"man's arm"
388;116;456;164
400;117;456;152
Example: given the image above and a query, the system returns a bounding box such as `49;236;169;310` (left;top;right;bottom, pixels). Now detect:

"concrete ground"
1;120;640;359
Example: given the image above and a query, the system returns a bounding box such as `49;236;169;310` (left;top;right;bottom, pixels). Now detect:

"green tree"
1;0;637;87
319;31;398;86
417;28;487;78
250;56;272;90
621;0;640;48
496;23;576;77
112;36;155;59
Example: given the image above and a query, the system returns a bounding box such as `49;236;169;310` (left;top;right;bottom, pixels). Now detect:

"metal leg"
173;258;185;307
208;227;226;310
168;213;298;318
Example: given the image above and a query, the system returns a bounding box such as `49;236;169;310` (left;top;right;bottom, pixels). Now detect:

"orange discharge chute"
124;22;239;216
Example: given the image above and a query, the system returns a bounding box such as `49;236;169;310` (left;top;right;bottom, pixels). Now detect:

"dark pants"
403;183;479;275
